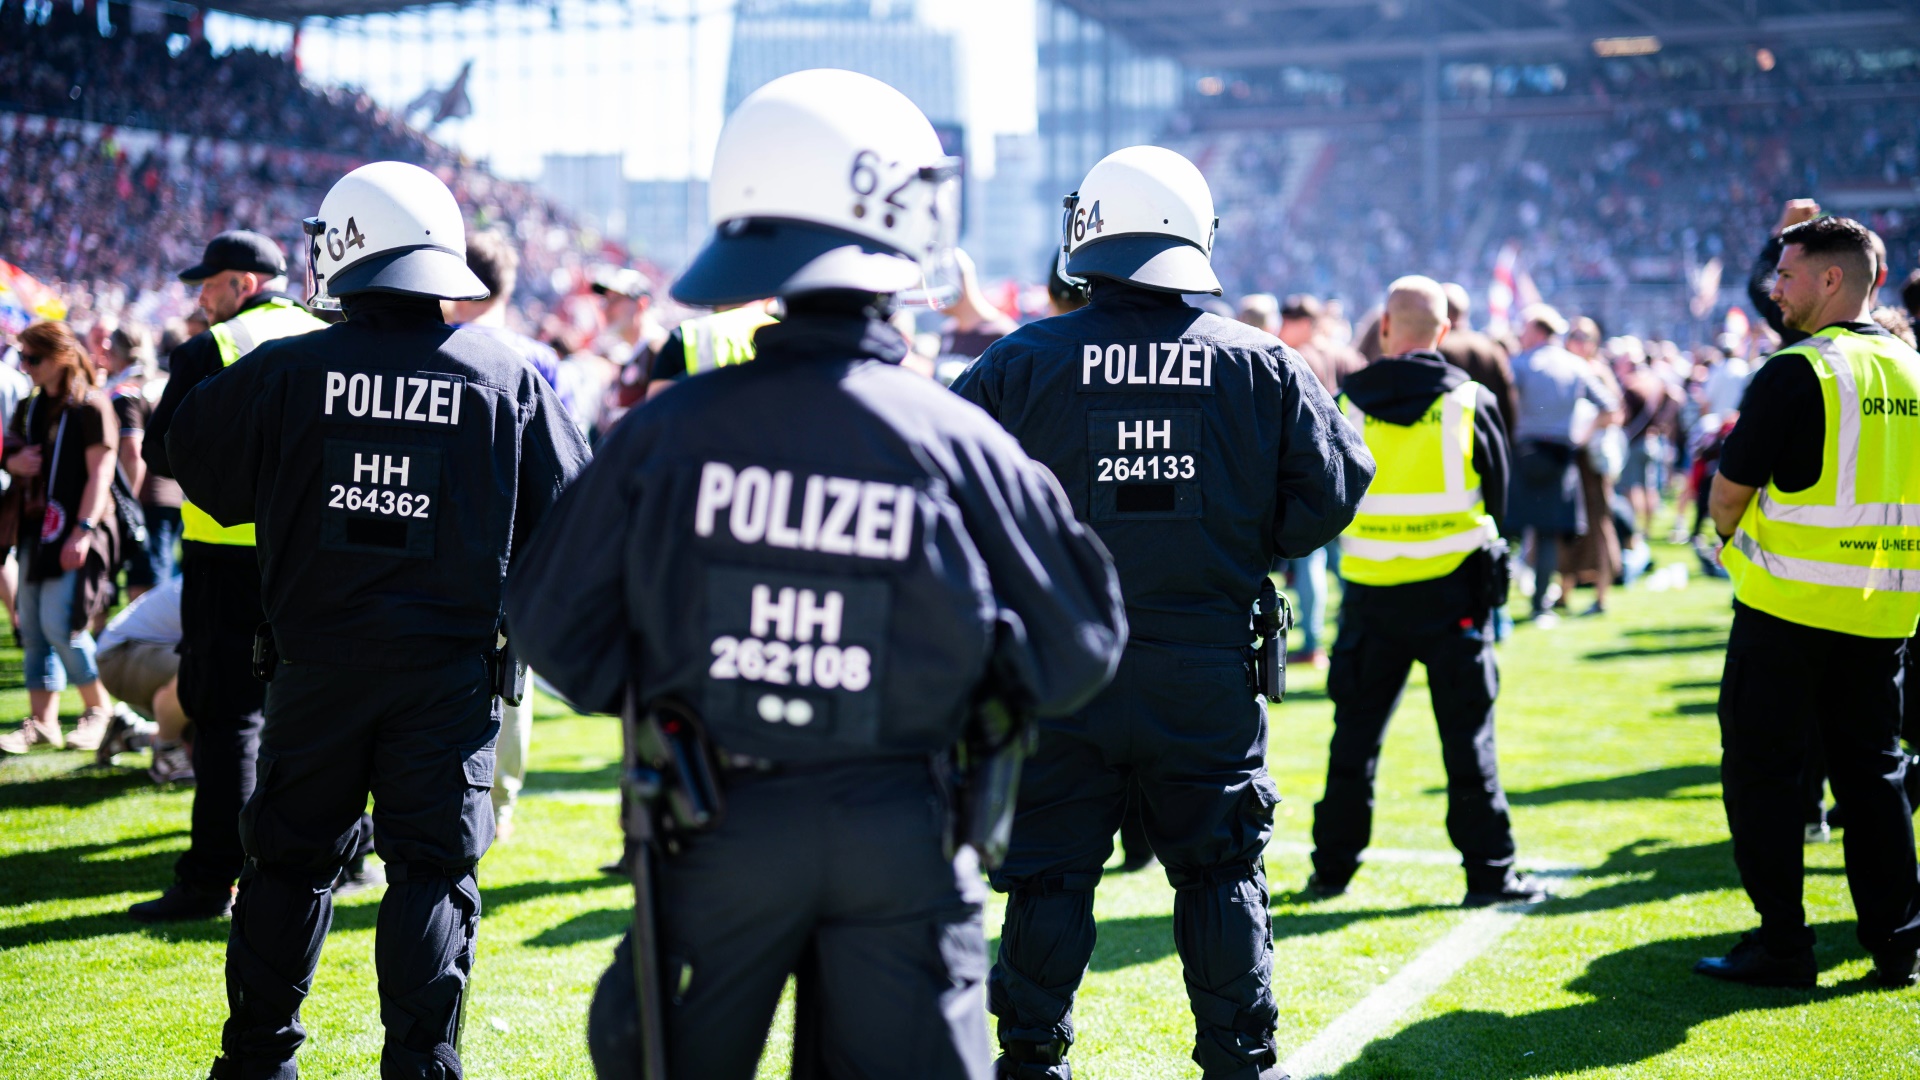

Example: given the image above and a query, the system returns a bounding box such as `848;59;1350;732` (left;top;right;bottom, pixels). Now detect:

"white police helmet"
672;68;962;307
302;161;487;311
1062;145;1221;296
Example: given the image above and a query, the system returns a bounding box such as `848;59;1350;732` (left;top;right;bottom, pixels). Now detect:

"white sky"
209;0;1036;182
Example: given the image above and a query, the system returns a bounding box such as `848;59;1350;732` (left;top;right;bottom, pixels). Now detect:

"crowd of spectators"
1181;45;1920;338
0;12;626;336
1;5;425;159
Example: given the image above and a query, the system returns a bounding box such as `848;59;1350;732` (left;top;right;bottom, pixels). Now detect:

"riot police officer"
504;69;1127;1079
166;162;589;1079
1305;275;1546;907
951;146;1374;1080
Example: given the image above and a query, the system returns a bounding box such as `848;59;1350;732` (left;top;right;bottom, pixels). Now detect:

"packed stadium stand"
1175;41;1920;335
0;6;613;325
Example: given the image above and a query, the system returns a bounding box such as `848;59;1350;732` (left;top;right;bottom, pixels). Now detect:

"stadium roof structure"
197;0;468;21
1055;0;1920;70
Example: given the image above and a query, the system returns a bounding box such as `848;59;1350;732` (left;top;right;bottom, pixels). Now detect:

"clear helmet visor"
891;158;964;309
301;217;340;312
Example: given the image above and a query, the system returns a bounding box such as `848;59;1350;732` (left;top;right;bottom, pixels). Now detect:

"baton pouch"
628;697;728;854
1470;539;1513;619
948;696;1034;871
251;623;278;683
490;635;527;707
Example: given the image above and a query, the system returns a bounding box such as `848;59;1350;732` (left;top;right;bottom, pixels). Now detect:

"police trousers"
217;656;499;1080
174;543;268;892
1312;608;1517;892
587;758;990;1080
988;639;1283;1080
1718;602;1920;956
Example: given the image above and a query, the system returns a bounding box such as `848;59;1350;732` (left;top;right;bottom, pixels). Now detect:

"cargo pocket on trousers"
1243;772;1282;828
454;739;497;861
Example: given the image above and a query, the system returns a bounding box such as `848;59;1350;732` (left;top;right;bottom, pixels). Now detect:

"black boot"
1693;931;1816;988
129;880;234;923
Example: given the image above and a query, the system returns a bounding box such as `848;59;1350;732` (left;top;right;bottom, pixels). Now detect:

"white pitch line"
1282;903;1530;1079
1266;839;1581;873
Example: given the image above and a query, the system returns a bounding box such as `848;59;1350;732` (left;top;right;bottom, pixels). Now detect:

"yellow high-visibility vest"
1339;382;1497;586
1724;325;1920;638
679;306;777;375
179;298;328;546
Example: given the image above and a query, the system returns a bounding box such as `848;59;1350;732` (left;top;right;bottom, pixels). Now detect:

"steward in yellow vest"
1308;275;1547;907
1698;214;1920;989
642;301;778;399
132;230;346;927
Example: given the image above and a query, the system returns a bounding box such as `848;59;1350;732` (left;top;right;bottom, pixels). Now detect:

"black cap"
178;230;287;284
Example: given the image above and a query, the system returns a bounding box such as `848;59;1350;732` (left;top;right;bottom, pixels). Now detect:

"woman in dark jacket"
0;321;121;754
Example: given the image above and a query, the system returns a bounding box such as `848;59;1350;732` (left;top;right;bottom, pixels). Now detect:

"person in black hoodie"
1305;275;1547;908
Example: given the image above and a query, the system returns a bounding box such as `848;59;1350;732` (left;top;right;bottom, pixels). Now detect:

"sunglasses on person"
17;351;45;367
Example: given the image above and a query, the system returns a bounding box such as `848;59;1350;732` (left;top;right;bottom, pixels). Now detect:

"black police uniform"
1307;352;1520;897
505;298;1127;1080
166;292;589;1080
142;291;378;913
951;281;1373;1080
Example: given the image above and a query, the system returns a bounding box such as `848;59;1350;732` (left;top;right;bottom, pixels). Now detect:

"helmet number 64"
325;217;369;261
1072;201;1104;243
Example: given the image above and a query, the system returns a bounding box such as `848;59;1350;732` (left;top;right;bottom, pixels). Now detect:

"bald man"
1307;276;1546;906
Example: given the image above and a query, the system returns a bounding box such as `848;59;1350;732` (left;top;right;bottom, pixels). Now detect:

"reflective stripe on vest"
1724;326;1920;638
180;299;328;547
681;307;777;375
1339;383;1496;585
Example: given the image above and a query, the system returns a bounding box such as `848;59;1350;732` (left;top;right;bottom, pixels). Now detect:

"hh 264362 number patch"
321;440;441;558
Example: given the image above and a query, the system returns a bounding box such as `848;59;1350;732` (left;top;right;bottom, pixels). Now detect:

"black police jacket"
165;294;590;668
505;308;1127;765
951;282;1374;645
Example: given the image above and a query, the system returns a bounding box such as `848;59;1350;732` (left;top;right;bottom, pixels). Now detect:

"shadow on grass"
1549;836;1839;918
0;830;189;907
1583;640;1727;662
521;764;620;793
524;907;629;948
1670;700;1718;716
1068;902;1450;973
0;762;156;810
1667;679;1721;692
1329;923;1882;1079
1506;764;1720;806
1620;625;1722;638
0;871;617;953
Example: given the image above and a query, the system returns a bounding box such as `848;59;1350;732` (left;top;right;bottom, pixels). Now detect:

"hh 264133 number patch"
1086;410;1203;521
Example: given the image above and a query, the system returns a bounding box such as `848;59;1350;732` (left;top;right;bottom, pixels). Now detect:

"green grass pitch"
3;537;1918;1078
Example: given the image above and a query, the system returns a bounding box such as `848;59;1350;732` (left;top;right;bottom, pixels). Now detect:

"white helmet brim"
1066;233;1221;296
328;245;489;303
672;218;919;307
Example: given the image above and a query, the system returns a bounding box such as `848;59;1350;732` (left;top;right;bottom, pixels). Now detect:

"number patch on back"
703;566;893;744
319;439;441;558
1086;410;1203;521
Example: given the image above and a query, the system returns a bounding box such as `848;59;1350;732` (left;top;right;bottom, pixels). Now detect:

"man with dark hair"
1699;213;1920;989
1438;282;1518;438
1748;200;1890;349
1901;268;1920;323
